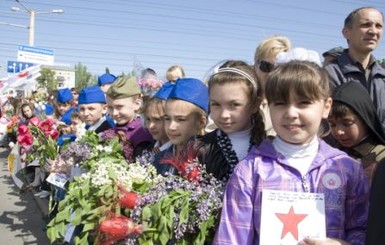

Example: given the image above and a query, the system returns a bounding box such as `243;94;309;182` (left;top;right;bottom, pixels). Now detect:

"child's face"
269;96;332;145
57;102;71;116
22;106;33;119
164;100;205;147
328;111;368;148
209;82;256;134
70;117;83;134
107;96;141;125
145;102;169;145
79;103;107;126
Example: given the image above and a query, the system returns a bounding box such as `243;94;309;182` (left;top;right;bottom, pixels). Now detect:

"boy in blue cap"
78;86;115;133
153;78;209;175
103;76;153;161
56;88;77;127
98;73;116;93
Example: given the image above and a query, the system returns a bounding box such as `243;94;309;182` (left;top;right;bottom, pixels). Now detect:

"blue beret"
168;78;209;113
57;88;74;103
60;107;78;125
44;103;54;115
153;82;175;100
98;73;116;86
78;86;106;104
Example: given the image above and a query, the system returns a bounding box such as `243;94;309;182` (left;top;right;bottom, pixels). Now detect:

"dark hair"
344;7;384;29
208;60;266;145
20;102;34;119
266;60;330;104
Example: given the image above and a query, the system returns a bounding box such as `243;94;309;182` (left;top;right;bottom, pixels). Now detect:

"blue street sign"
7;60;35;73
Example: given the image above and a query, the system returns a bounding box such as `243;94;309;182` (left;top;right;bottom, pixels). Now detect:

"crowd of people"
2;6;385;245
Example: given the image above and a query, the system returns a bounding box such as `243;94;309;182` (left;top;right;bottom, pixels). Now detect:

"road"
0;147;51;245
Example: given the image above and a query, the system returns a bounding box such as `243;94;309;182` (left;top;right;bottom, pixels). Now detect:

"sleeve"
213;159;257;245
366;161;385;245
344;161;369;244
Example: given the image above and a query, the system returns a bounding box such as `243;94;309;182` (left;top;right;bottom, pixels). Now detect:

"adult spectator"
253;35;291;136
322;46;344;64
324;7;385;130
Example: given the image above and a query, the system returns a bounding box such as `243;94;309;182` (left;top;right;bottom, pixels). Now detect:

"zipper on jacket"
302;176;309;193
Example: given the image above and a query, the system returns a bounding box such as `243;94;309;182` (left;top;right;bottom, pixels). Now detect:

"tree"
74;62;94;90
36;68;56;94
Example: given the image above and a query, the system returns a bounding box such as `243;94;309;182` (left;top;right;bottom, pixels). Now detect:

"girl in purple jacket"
214;60;369;245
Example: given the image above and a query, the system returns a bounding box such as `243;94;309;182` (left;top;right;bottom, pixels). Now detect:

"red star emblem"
275;206;308;241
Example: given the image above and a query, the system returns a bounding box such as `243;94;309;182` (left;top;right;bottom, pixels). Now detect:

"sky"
1;0;385;81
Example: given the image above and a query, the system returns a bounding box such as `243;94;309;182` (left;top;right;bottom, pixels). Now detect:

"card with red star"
260;190;326;245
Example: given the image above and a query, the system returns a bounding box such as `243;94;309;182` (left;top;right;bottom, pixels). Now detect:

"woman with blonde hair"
254;36;291;136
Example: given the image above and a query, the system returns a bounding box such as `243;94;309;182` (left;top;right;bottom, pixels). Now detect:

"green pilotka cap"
106;76;141;99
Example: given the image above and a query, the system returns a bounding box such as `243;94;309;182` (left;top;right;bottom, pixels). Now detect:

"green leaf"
82;222;95;232
159;216;170;245
142;206;152;220
178;198;189;228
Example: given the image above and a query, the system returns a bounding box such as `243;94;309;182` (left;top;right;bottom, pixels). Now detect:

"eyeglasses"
256;60;275;73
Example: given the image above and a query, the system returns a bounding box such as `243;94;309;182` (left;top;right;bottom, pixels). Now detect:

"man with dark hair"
325;7;385;130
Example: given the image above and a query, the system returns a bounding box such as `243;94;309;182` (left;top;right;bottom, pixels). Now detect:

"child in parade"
103;76;153;161
78;86;114;133
98;72;116;93
20;102;38;125
166;64;186;83
214;60;369;245
195;60;265;182
142;83;174;154
56;88;77;126
153;78;209;175
328;82;385;184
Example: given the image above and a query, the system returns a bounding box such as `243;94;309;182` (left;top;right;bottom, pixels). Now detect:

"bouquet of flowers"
17;117;60;168
46;138;159;245
47;139;225;245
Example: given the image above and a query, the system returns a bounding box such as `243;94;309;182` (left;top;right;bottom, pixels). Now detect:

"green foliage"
36;68;57;93
74;62;93;90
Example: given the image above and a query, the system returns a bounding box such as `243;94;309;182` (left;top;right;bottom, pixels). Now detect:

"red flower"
38;119;54;132
17;133;34;146
99;215;142;243
47;129;60;140
29;116;40;126
118;186;139;209
161;141;202;183
18;125;30;135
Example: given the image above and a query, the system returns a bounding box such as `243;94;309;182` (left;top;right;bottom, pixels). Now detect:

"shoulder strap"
372;145;385;163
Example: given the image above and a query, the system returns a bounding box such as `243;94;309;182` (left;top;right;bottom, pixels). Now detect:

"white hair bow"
275;47;322;66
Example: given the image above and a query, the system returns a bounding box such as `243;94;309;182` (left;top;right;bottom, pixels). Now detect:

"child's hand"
299;237;350;245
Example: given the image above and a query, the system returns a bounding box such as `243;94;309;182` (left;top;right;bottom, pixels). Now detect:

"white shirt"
272;136;319;176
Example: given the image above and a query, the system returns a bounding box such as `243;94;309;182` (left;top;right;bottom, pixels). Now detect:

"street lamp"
11;0;64;46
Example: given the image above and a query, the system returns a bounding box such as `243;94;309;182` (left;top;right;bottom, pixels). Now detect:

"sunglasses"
256;60;275;73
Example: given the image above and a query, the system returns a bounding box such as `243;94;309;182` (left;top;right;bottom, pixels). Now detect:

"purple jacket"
214;139;369;245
